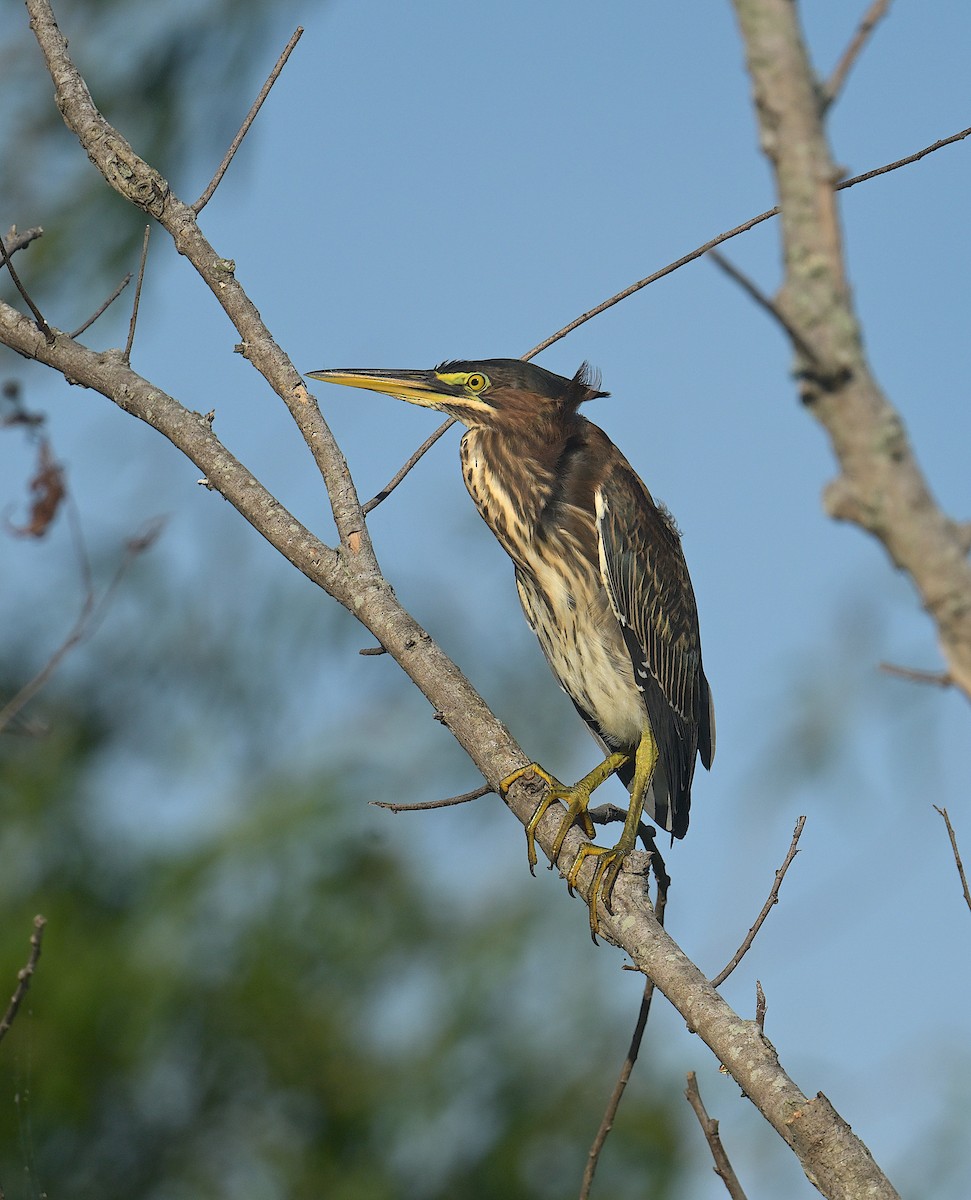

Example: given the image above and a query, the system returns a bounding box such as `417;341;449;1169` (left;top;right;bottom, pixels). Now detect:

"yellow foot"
566;842;631;941
499;762;600;875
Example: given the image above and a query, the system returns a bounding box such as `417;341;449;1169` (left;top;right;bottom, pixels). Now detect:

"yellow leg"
565;730;659;938
500;752;629;874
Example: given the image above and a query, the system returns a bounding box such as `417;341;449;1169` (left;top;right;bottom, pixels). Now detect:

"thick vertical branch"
731;0;971;701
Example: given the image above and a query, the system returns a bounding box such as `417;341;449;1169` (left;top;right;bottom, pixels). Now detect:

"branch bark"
731;0;971;703
4;2;913;1196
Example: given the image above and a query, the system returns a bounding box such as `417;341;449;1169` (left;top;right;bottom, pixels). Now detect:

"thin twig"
0;916;47;1046
0;511;164;733
879;661;952;688
822;0;893;109
358;644;388;655
836;125;971;190
371;784;492;813
708;250;821;364
685;1071;750;1200
123;225;151;362
0;227;52;341
192;27;304;214
362;125;971;512
933;806;971;915
579;854;668;1200
579;979;657;1200
69;272;132;338
711;816;806;988
525;124;971;360
362;417;456;514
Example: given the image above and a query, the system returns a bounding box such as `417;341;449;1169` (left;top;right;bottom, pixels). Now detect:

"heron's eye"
466;372;488;393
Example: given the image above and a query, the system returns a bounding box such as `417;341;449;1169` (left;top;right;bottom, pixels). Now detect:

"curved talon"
565;840;634;938
501;753;629;876
500;763;568;873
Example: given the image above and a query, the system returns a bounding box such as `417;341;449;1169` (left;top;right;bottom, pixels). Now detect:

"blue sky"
4;2;971;1195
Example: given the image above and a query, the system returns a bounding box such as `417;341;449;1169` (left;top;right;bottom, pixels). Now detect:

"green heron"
308;359;714;931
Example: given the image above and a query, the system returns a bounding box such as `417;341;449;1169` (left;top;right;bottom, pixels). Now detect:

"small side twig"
362;417;456;515
0;227;52;342
708;250;821;366
685;1071;749;1200
822;0;893;109
879;661;952;688
579;853;668;1200
123;225;151;362
755;981;767;1035
0;916;47;1046
192;26;304;213
933;806;971;915
711;816;806;988
371;784;492;813
69;271;132;338
0;511;164;733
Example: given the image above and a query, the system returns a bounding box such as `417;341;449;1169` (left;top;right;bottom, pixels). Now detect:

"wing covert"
595;459;713;836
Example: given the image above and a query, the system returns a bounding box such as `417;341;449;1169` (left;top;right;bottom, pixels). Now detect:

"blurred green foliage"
0;557;689;1199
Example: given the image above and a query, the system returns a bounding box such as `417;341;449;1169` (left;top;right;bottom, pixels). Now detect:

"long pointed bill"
306;367;459;411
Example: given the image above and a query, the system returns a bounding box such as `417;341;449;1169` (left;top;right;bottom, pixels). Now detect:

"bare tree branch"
0;916;47;1046
879;661;952;688
711;816;807;988
731;0;971;706
123;224;150;362
580;857;668;1200
822;0;893;109
362;416;456;514
0;507;162;733
0;225;52;341
685;1071;750;1200
192;26;304;213
933;806;971;915
708;251;821;364
371;784;492;812
68;271;132;338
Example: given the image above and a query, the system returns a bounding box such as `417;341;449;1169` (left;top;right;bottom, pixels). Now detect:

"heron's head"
307;359;608;429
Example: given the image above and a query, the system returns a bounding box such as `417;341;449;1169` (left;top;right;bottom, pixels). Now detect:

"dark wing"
595;458;714;838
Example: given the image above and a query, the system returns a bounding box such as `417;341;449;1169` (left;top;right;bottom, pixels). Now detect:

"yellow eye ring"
466;373;487;393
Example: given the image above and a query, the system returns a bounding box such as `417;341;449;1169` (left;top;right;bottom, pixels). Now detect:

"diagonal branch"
711;816;806;988
933;806;971;915
68;271;132;338
822;0;893;109
123;225;150;362
580;856;668;1200
192;26;304;213
685;1071;749;1200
